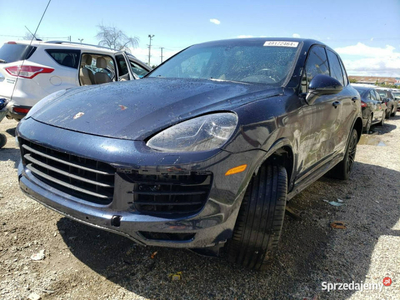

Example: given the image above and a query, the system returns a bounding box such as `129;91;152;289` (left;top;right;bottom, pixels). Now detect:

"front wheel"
328;128;358;180
226;164;287;270
0;133;6;149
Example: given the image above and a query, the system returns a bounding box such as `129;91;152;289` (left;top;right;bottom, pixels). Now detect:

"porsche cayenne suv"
17;38;362;270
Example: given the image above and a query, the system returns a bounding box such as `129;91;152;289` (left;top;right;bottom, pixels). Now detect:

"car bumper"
17;118;264;248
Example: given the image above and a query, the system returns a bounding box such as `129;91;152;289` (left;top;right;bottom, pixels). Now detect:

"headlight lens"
25;89;67;119
147;113;238;152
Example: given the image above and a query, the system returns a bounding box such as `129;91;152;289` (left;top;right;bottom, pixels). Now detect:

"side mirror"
306;74;343;105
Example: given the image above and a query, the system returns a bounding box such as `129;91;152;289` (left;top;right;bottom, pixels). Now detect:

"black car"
352;85;386;132
17;38;362;270
376;88;397;117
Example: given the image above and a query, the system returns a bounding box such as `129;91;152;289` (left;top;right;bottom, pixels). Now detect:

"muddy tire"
363;115;372;134
0;134;6;149
379;112;385;126
226;164;287;271
385;109;390;119
391;109;396;117
328;129;358;180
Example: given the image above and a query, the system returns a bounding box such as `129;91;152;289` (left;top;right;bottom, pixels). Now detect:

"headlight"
25;89;68;119
146;113;238;152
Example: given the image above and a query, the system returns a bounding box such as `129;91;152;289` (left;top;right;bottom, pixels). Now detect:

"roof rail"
45;40;115;51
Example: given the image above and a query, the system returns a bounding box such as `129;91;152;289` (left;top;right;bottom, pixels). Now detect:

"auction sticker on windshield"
263;41;299;47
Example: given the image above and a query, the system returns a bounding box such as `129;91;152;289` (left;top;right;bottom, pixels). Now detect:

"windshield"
0;43;36;63
149;42;299;85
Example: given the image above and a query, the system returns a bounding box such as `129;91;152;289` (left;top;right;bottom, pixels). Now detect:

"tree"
95;24;139;52
23;32;41;41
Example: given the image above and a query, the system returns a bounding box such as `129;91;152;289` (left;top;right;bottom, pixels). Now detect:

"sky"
0;0;399;77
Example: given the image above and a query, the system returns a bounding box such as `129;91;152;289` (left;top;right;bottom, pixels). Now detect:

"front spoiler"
19;163;245;249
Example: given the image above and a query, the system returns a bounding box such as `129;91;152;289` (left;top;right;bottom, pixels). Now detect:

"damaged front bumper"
17;118;265;248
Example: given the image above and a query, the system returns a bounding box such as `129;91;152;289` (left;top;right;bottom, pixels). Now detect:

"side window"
116;54;129;78
369;90;377;100
338;58;348;86
326;50;344;85
374;90;382;101
129;60;150;78
301;46;329;93
79;54;116;85
45;49;80;69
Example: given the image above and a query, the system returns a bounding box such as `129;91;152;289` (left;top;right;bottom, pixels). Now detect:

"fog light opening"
111;215;121;227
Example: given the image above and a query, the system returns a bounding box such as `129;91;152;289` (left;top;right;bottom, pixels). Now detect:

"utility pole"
160;47;164;63
148;34;155;66
68;35;71;42
78;38;84;44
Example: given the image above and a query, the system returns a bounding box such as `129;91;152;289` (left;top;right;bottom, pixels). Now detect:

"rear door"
115;52;134;81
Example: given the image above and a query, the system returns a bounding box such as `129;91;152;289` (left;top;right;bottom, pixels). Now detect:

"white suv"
0;40;151;120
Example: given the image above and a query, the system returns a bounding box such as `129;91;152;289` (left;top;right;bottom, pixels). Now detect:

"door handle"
332;101;341;108
351;97;358;102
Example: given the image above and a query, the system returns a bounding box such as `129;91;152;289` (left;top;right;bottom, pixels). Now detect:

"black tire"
328;129;358;180
379;112;385;126
226;164;287;270
363;115;372;134
0;134;6;149
385;109;390;119
391;108;396;117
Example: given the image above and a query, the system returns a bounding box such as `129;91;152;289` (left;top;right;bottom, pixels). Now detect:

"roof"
4;40;118;54
192;37;325;49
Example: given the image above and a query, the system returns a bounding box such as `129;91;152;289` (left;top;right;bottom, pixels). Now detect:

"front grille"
126;172;212;217
20;139;115;205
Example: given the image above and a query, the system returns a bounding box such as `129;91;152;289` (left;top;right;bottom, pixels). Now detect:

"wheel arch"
353;117;363;141
254;138;295;191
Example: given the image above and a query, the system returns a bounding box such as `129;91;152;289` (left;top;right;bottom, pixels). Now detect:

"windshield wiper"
0;59;7;63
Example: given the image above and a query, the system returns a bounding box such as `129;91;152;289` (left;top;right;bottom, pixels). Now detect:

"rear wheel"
0;134;6;149
226;164;287;270
385;109;391;119
328;128;358;180
379;112;385;126
391;108;396;117
363;115;372;134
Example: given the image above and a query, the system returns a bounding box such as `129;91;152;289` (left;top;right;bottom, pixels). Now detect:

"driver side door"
296;45;342;179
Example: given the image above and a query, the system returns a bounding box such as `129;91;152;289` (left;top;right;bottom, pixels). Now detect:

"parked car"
0;40;151;120
0;98;7;148
352;84;386;132
17;38;362;270
390;89;400;111
376;88;397;117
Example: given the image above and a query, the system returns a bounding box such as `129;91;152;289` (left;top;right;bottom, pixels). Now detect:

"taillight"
13;107;30;114
5;65;54;79
361;101;367;108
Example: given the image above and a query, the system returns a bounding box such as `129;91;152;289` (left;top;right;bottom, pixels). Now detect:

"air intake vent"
126;172;212;217
20;139;115;205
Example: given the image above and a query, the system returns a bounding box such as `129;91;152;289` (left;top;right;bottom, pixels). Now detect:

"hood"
32;78;281;140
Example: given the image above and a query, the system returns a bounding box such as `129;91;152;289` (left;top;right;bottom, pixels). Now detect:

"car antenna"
10;0;52;106
24;26;42;41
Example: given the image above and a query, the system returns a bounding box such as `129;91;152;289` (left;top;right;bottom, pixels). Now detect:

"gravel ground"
0;116;399;300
